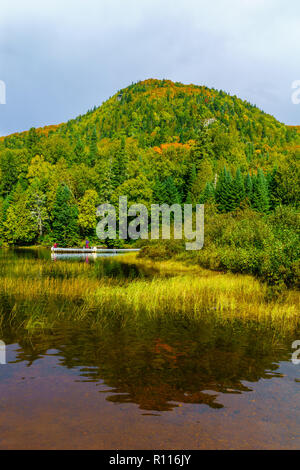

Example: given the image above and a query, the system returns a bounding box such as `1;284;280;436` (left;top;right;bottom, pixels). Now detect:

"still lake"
0;248;299;449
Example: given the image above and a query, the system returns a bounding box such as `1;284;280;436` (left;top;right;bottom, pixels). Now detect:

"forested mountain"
0;78;299;248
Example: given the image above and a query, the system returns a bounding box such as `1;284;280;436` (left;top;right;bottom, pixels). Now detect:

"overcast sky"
0;0;300;136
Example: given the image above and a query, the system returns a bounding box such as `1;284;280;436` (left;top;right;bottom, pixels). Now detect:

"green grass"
0;253;299;335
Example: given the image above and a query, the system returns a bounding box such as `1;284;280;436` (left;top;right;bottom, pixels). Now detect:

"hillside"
0;79;299;287
2;78;299;150
1;78;299;200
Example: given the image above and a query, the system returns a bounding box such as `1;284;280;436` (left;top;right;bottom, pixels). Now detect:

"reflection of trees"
4;320;292;412
93;259;161;280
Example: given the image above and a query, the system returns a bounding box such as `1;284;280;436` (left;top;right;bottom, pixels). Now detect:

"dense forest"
0;79;299;286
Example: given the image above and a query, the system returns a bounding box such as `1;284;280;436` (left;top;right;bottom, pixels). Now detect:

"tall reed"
0;254;299;333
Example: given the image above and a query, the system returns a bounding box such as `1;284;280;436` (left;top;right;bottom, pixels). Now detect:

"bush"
140;207;300;288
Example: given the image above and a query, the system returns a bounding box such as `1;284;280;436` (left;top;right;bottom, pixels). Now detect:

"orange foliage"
153;142;191;154
0;124;60;142
287;125;300;133
138;78;214;103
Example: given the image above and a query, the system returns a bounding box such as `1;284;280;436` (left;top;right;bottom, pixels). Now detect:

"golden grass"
0;254;299;332
94;273;299;329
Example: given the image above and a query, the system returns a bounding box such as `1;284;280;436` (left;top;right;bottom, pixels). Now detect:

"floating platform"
51;247;140;253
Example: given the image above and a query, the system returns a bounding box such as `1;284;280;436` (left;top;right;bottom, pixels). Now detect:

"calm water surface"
0;249;299;449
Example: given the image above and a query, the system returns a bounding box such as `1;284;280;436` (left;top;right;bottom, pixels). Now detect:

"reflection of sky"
1;0;300;137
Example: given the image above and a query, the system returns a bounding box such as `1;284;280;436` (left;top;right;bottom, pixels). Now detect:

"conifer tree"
111;136;128;189
215;167;235;212
153;176;180;205
252;169;269;213
99;162;113;203
0;193;13;241
74;137;85;163
52;184;79;246
232;167;245;208
0;150;20;195
26;127;38;151
164;176;181;205
88;127;98;166
267;168;279;210
199;182;215;203
191;124;213;170
3;184;37;244
244;173;253;204
245;142;254;162
184;163;197;203
153;177;166;204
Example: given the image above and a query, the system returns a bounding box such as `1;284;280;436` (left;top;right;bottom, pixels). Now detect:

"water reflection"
0;248;162;280
0;247;51;261
0;248;299;448
2;322;296;413
51;252;122;261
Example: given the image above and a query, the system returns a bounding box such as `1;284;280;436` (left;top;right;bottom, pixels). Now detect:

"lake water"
0;249;299;449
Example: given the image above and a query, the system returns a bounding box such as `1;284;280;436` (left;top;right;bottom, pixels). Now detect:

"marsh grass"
0;253;299;334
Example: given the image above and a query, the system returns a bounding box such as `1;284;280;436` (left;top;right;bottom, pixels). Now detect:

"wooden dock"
51;247;140;253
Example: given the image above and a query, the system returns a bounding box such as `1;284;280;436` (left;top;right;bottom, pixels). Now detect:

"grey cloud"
0;0;299;136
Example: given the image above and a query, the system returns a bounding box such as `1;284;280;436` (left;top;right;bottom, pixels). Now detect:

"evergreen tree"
3;184;37;244
244;173;253;205
199;182;215;204
74;137;85;163
153;176;180;205
0;195;12;241
164;176;181;205
267;168;279;210
111;137;128;189
232;167;245;208
0;150;20;195
215;167;235;212
153;177;166;204
88;127;98;166
252;169;269;213
190;124;213;170
99;162;113;203
184;163;197;203
26;127;38;151
0;198;4;241
245;142;254;163
52;185;79;246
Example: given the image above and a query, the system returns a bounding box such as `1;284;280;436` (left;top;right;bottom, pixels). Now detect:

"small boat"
51;247;140;253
